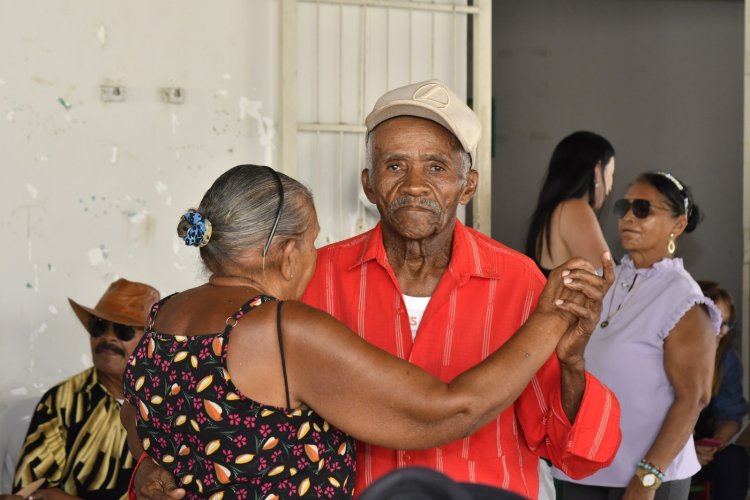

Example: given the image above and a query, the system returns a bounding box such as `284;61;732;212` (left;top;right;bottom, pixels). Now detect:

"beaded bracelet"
637;459;665;481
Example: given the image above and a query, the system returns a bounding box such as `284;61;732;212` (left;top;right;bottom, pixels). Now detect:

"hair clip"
182;211;212;247
655;172;688;214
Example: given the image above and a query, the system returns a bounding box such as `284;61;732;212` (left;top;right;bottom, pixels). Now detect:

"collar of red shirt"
350;219;504;286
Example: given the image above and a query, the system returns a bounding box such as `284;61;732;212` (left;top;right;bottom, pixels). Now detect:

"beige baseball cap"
365;79;482;164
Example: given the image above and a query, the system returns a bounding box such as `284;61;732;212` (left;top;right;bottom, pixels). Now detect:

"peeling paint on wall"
48;305;58;314
127;209;148;224
30;322;48;342
87;245;110;266
111;146;118;164
97;25;107;46
238;97;275;166
26;183;38;199
171;113;179;135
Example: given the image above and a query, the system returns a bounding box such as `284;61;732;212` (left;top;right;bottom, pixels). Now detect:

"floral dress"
124;294;356;499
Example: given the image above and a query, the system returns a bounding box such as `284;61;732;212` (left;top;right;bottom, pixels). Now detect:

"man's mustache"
95;342;126;357
388;196;441;214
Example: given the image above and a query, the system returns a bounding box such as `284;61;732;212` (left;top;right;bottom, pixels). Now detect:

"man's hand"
546;252;614;422
132;458;185;500
25;488;79;500
554;252;614;367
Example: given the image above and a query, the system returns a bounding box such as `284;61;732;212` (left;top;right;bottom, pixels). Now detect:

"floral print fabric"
124;294;356;499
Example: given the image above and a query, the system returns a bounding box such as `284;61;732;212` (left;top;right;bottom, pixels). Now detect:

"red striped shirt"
302;221;621;499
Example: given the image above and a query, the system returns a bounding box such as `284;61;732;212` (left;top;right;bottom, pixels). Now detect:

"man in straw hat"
12;278;159;500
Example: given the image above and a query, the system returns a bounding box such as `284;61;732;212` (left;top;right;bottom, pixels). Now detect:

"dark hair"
177;165;313;274
635;172;702;233
524;131;615;261
697;280;735;397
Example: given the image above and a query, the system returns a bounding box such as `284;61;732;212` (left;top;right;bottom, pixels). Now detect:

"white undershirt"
402;294;431;341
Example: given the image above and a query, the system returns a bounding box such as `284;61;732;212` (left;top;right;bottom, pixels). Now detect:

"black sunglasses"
262;167;285;257
613;199;671;219
87;316;138;341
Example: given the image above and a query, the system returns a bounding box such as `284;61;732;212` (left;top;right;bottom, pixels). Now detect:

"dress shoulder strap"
221;294;276;335
276;301;291;410
146;293;178;330
220;294;290;410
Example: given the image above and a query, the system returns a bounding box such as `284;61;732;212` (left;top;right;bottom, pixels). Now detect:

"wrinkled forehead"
368;116;465;156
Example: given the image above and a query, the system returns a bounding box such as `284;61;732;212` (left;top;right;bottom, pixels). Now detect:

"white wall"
0;1;280;411
0;0;473;417
491;0;744;330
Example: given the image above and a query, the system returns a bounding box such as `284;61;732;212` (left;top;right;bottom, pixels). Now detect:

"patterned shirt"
301;221;621;499
124;295;356;499
14;366;133;499
553;256;721;486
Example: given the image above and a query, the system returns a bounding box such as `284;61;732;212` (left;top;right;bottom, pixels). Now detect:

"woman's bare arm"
235;256;613;450
622;305;716;498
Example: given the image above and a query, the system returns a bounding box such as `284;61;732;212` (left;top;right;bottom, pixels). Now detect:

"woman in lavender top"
553;172;721;500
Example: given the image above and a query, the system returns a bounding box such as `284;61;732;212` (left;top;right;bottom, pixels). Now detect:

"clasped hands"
537;252;615;369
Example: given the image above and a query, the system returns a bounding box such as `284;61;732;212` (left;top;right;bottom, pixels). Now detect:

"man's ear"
361;169;376;203
459;169;478;205
279;238;298;281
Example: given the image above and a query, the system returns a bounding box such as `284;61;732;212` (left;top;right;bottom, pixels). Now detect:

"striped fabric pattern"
13;367;133;499
302;221;621;499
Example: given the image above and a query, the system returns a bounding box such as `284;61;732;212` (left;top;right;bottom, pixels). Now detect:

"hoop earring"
668;233;676;255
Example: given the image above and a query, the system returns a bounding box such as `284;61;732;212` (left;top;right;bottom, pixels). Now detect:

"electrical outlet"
160;87;185;104
101;85;125;102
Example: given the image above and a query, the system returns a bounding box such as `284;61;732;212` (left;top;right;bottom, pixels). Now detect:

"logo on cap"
412;83;450;109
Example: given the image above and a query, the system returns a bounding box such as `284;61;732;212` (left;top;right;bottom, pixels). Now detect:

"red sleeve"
301;248;329;311
516;355;621;478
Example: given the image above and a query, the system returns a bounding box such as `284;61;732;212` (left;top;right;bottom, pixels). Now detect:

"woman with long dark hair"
525;131;615;275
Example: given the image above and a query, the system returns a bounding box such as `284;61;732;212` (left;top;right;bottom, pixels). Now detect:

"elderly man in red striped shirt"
300;80;621;499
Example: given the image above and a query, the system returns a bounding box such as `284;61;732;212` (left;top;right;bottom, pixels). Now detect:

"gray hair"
177;165;313;273
365;126;472;174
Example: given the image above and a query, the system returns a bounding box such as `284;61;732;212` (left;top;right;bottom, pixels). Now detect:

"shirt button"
404;454;411;462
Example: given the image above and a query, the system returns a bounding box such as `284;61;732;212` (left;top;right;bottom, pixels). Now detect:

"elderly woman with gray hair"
118;164;613;500
553;172;721;500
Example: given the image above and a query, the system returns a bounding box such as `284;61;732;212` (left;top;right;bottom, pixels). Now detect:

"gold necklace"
600;270;641;328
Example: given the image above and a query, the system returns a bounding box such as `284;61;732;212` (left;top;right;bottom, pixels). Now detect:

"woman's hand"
622;477;656;500
132;458;185;500
695;443;719;465
554;252;614;368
